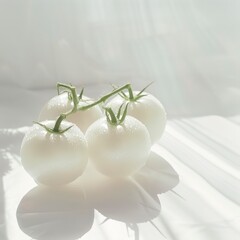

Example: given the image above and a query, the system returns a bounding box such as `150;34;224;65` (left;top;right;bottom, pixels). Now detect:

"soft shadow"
16;185;94;240
85;151;179;238
90;178;161;224
133;151;179;195
16;151;179;239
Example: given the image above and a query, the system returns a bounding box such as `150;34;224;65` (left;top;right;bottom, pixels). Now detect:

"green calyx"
33;121;73;134
114;81;154;102
104;103;129;126
78;88;84;100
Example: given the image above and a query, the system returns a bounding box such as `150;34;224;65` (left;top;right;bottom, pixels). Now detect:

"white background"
0;0;240;127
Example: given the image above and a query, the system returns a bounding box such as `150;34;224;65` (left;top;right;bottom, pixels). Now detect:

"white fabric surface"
1;113;240;240
0;1;240;239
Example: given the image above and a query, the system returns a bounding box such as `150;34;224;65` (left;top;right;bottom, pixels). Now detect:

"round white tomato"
20;120;88;186
85;116;151;177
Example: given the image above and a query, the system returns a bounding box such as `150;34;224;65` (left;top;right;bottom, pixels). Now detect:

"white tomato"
20;120;88;186
107;92;167;144
85;115;151;177
39;92;103;133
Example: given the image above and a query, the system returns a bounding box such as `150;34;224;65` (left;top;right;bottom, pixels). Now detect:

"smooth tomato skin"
85;116;151;177
107;92;167;144
39;93;103;133
20;121;88;186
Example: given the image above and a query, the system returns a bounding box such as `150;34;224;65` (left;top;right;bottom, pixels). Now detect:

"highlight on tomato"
86;104;151;177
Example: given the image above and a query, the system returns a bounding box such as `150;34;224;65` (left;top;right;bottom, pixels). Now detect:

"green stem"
53;83;79;132
104;103;129;126
79;83;131;111
53;113;67;132
57;83;79;111
127;86;134;100
105;108;117;124
53;83;132;132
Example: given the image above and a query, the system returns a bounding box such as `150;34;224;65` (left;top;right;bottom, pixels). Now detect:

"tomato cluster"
20;83;166;186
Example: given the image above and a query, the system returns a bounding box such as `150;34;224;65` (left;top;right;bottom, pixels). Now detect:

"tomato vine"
35;83;134;134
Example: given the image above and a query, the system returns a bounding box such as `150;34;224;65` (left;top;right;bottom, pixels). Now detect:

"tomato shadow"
16;151;179;240
16;185;94;240
84;151;179;239
133;151;179;195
